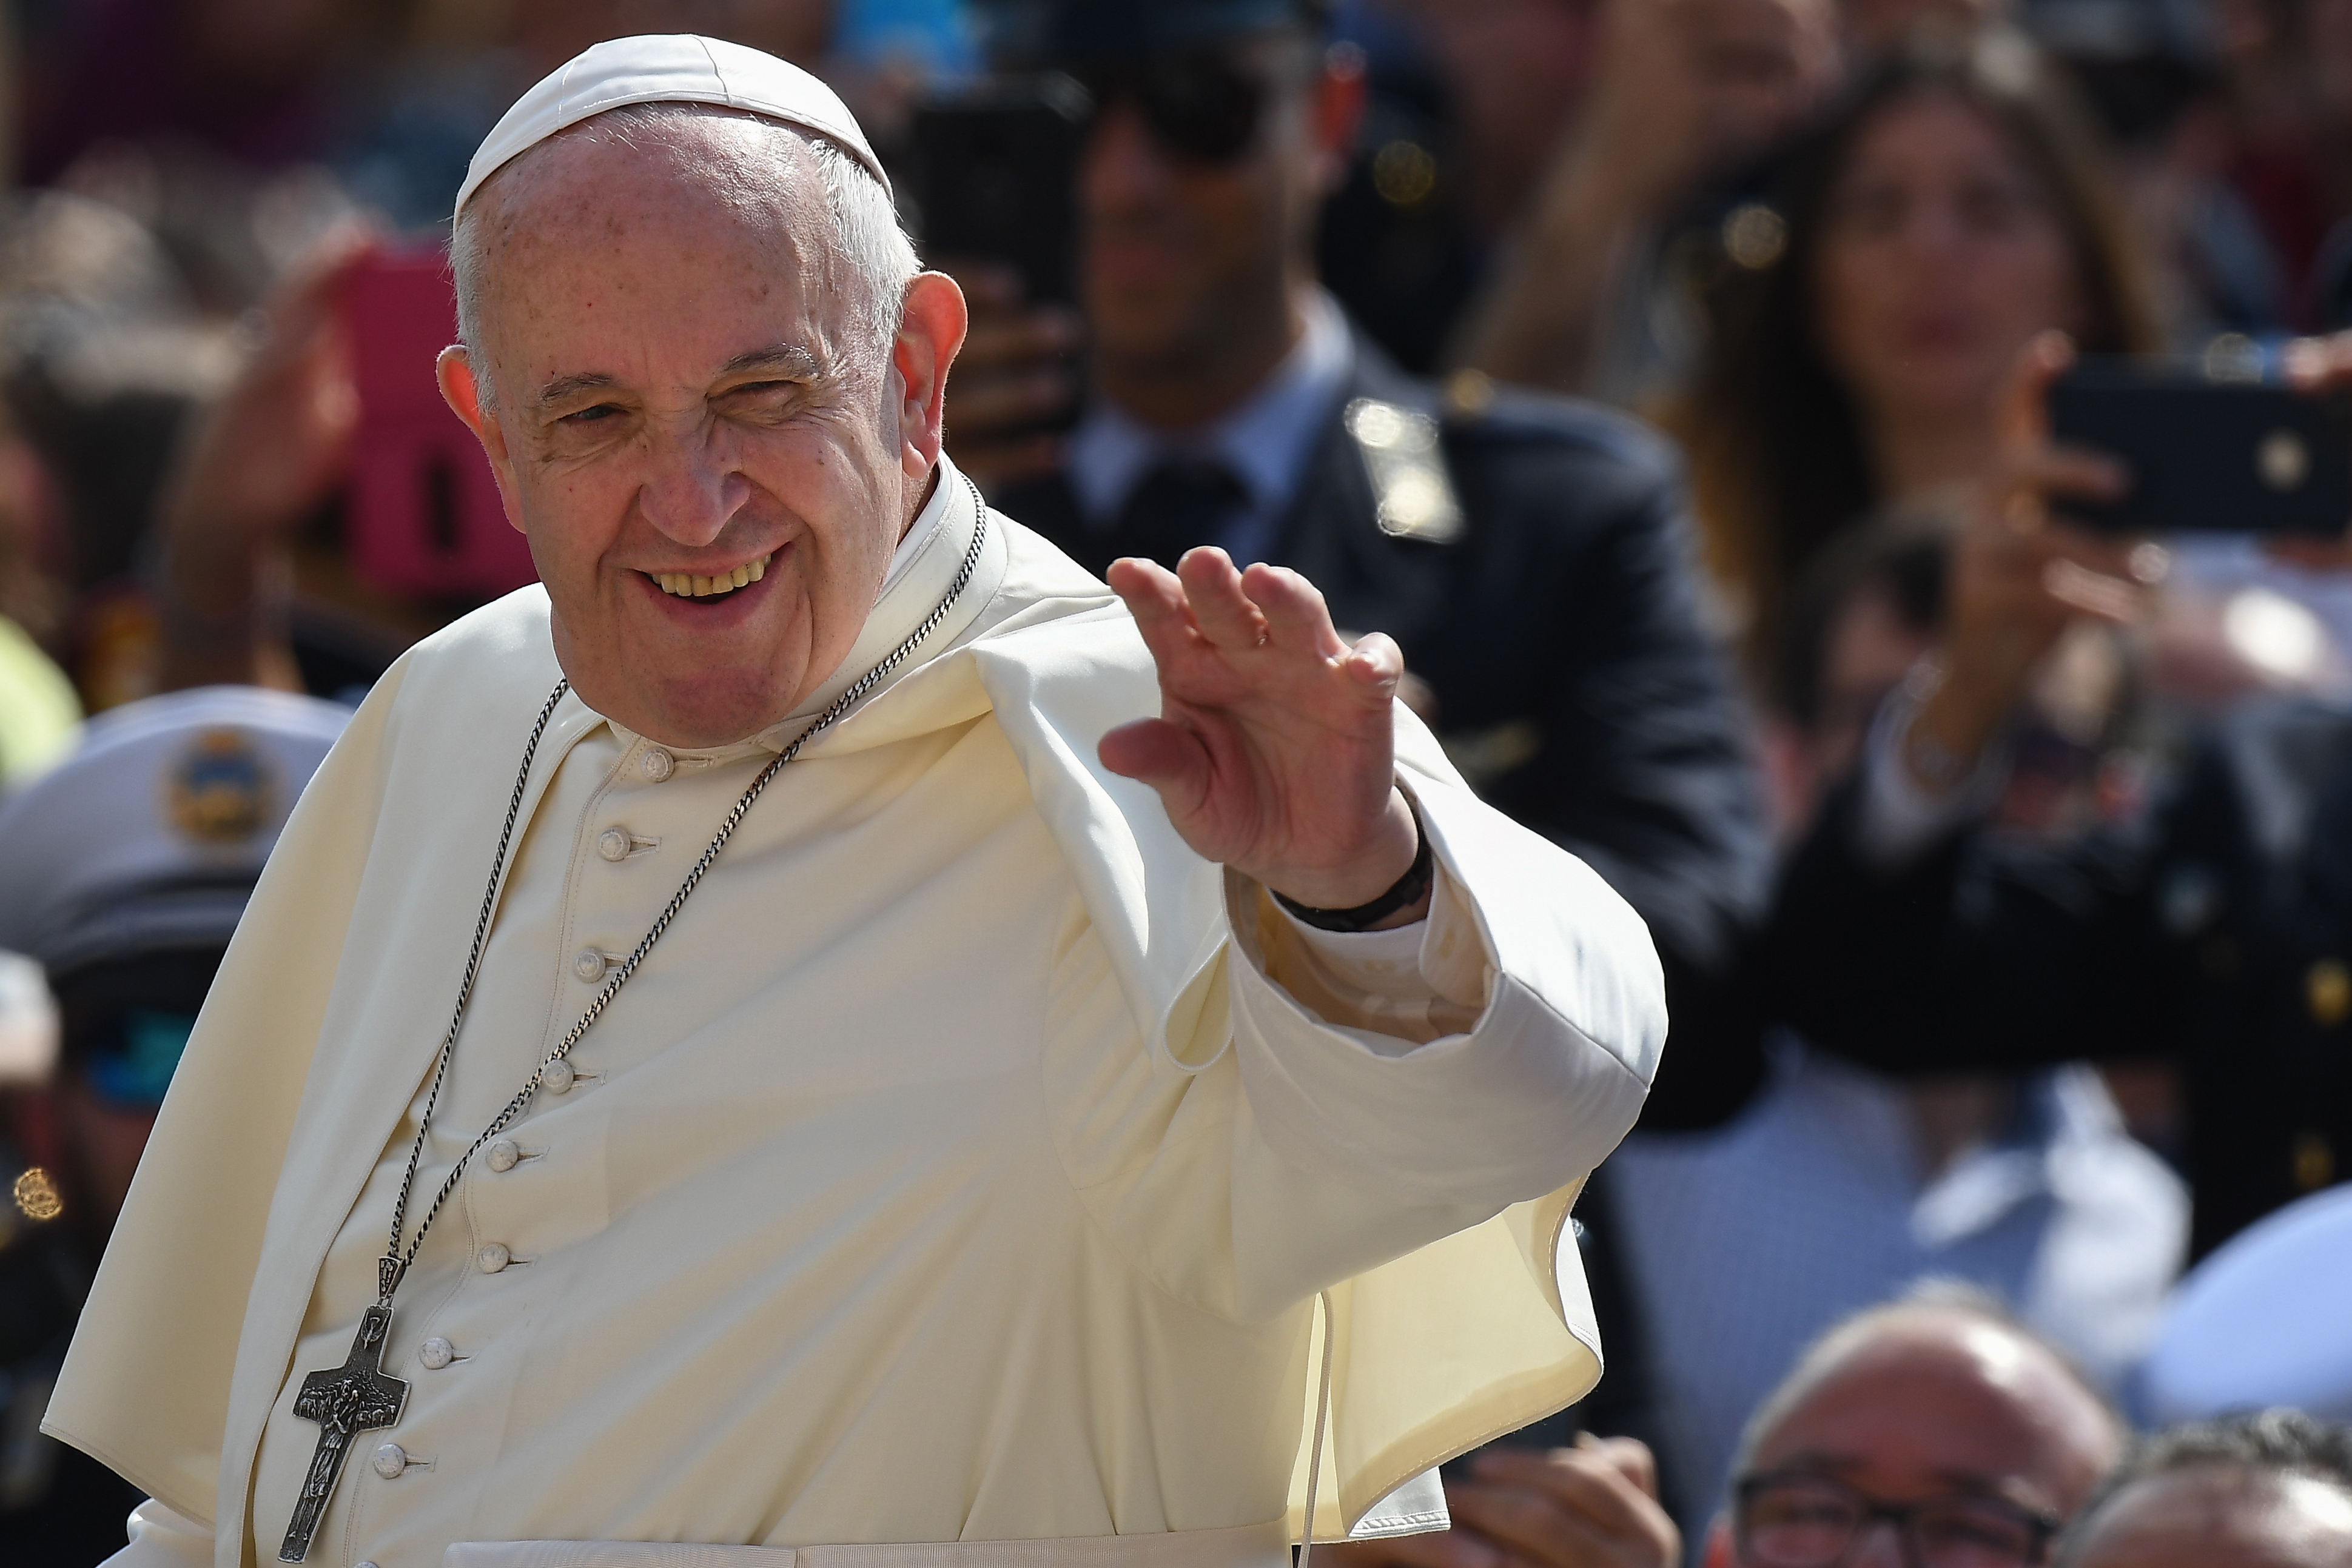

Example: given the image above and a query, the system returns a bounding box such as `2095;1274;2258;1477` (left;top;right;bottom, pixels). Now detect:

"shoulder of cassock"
46;509;1659;1544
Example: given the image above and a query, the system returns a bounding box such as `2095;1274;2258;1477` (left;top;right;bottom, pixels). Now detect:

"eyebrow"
528;344;828;417
717;343;825;381
533;370;619;414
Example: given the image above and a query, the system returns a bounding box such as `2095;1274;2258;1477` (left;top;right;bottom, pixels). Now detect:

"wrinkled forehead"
475;109;823;258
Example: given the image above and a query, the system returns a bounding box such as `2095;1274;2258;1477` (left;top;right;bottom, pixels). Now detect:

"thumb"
1098;719;1211;815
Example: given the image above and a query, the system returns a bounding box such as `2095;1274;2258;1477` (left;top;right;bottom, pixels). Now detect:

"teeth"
649;552;771;599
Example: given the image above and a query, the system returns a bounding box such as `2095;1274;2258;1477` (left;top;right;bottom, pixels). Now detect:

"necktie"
1100;456;1250;574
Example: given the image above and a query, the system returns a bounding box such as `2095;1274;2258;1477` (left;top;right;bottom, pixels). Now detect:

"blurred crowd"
5;0;2352;1564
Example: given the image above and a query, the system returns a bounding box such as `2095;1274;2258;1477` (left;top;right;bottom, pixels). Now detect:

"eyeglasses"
1733;1472;2062;1568
1072;49;1275;164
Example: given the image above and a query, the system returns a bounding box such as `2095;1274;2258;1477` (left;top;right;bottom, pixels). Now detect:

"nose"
1080;100;1177;219
1848;1518;1908;1568
636;423;750;548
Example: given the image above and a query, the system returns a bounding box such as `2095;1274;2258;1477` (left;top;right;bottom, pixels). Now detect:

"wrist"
1269;794;1432;933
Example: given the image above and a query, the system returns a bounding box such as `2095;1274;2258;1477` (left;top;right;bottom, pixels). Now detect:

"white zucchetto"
454;33;890;221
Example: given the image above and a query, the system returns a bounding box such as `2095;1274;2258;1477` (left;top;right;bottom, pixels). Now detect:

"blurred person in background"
0;683;344;1565
1765;328;2352;1258
1314;0;1607;375
1332;1282;2123;1568
2060;1410;2352;1568
1603;524;2185;1525
942;0;1767;1464
1445;0;1840;404
1665;30;2161;673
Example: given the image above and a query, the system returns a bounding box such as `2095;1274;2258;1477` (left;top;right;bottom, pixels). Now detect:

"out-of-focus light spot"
2225;586;2329;681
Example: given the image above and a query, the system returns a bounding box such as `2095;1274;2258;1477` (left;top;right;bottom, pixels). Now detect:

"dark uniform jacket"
1770;697;2352;1259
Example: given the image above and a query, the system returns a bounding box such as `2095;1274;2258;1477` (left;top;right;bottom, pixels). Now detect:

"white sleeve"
99;1499;213;1568
1224;776;1661;1211
1855;677;2012;866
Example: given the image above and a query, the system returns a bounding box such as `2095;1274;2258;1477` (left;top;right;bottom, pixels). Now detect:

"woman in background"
1670;29;2163;673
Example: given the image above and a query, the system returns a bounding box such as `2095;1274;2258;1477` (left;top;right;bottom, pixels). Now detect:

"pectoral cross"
277;1303;409;1563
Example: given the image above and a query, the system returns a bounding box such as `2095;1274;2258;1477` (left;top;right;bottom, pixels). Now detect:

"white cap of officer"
2142;1184;2352;1423
0;685;348;979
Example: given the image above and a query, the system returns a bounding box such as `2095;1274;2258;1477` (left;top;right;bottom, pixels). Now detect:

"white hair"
450;103;921;407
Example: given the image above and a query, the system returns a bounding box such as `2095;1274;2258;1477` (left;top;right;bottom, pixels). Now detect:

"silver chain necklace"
275;485;989;1563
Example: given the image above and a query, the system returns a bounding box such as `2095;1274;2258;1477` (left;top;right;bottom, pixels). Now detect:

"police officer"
1766;333;2352;1262
0;685;346;1564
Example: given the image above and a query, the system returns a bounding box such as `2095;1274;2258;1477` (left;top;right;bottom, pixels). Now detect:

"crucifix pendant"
277;1303;409;1563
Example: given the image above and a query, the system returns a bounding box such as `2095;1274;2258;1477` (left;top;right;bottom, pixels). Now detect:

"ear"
892;272;971;482
437;345;528;537
1310;43;1369;196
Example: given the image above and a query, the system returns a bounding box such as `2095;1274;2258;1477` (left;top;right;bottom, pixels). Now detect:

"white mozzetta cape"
47;475;1662;1564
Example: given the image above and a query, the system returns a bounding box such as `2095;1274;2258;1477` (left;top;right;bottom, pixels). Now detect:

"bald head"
2063;1413;2352;1568
1715;1298;2126;1567
452;102;918;411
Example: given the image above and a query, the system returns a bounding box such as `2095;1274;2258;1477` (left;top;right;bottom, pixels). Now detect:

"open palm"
1100;549;1422;914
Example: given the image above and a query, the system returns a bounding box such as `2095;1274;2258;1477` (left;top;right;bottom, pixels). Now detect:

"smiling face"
440;113;961;748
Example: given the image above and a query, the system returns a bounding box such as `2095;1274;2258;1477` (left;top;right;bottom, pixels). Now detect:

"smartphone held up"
335;248;535;600
2050;353;2352;538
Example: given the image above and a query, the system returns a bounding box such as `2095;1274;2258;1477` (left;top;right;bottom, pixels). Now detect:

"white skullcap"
454;34;889;221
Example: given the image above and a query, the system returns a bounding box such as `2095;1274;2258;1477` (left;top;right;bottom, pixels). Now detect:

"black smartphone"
2048;358;2352;536
908;75;1090;306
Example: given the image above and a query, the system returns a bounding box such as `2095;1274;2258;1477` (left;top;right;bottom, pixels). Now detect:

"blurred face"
1812;89;2088;439
2069;1467;2352;1568
441;118;961;748
1414;0;1599;172
1079;41;1349;390
1729;1317;2121;1568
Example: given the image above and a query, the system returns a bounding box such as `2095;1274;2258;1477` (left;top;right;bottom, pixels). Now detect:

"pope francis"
47;35;1664;1568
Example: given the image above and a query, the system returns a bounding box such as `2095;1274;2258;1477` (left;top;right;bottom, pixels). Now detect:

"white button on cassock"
640;748;676;782
418;1336;454;1370
540;1059;575;1094
477;1243;511;1273
372;1443;407;1479
597;828;631;862
572;949;608;983
485;1139;520;1173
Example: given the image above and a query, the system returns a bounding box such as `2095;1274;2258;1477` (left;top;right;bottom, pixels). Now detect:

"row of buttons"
343;757;679;1556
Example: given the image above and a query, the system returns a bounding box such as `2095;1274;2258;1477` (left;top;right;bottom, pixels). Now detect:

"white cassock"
47;461;1663;1568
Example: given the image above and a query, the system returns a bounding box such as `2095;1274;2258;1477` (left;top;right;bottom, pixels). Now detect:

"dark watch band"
1272;814;1434;933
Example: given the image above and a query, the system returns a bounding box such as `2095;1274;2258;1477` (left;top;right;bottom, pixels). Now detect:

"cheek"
1811;238;1895;371
1981;227;2086;337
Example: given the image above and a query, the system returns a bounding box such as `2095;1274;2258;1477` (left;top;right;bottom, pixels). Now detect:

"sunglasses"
1070;49;1278;164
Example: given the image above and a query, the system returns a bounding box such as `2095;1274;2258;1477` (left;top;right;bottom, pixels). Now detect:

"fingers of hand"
1995;330;2074;451
2041;558;2142;622
1573;1435;1661;1499
1106;555;1200;643
1240;561;1348;660
1448;1477;1675;1568
1468;1449;1681;1560
1177;548;1272;651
